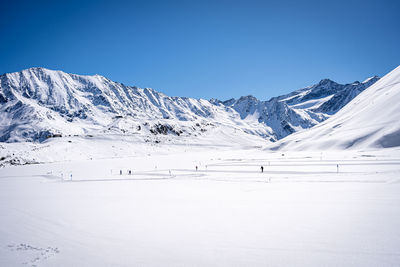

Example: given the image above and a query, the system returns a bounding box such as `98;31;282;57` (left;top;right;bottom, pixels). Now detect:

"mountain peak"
318;78;336;85
362;75;380;84
238;95;258;101
21;67;58;74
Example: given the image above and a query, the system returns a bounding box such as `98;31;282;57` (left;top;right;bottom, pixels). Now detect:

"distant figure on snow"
195;166;198;171
120;170;122;175
261;166;264;173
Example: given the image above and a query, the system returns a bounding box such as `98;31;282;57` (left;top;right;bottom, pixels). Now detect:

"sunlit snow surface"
0;140;399;267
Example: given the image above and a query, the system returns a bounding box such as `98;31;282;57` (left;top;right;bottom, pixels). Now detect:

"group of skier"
119;170;132;175
116;162;340;178
118;164;339;175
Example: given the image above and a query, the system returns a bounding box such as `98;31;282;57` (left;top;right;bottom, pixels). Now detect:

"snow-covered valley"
0;65;399;266
1;144;400;266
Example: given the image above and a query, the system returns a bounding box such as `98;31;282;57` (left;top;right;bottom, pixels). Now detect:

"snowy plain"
1;138;400;267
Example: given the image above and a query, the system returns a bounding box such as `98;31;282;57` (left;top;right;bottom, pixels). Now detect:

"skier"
120;170;122;175
261;166;264;173
195;166;198;171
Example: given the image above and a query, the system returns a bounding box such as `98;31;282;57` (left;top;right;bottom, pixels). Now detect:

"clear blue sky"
1;0;399;100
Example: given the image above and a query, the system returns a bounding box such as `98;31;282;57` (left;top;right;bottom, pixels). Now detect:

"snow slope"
270;65;400;150
0;67;378;143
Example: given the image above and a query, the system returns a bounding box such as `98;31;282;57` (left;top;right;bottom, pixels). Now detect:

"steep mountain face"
0;67;379;143
214;76;379;140
269;66;400;150
0;67;273;143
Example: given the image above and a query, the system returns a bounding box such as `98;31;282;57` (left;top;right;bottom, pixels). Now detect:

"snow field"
0;146;400;266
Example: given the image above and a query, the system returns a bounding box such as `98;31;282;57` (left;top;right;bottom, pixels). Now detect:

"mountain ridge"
214;75;379;139
0;67;379;143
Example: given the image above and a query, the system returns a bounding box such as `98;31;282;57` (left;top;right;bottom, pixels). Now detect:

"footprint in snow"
7;243;59;266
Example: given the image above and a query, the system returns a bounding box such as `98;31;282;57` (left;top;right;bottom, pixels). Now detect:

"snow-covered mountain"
0;67;273;143
0;67;378;143
270;66;400;150
213;76;379;140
